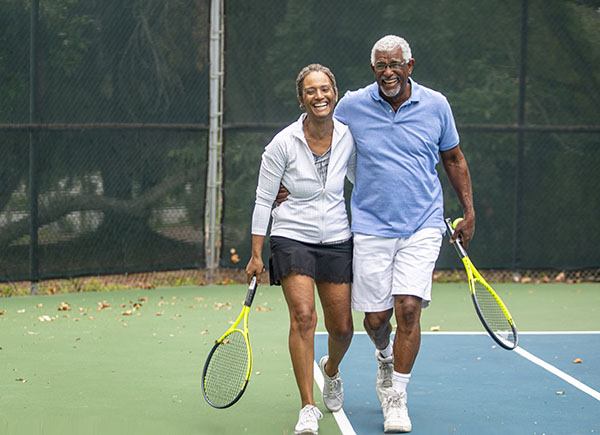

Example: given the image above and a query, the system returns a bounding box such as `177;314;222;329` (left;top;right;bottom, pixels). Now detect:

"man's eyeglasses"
373;61;407;72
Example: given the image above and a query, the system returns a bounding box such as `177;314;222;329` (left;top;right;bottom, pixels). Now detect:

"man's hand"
275;184;290;206
450;216;475;249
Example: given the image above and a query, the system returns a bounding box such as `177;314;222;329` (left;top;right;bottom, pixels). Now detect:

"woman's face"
299;71;337;120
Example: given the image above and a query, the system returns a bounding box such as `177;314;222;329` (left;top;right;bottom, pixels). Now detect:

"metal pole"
512;0;528;271
29;0;40;294
205;0;225;283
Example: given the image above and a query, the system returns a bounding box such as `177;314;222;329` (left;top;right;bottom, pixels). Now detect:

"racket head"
202;325;252;408
467;264;518;350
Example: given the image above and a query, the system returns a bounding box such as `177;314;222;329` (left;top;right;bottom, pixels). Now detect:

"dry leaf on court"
556;391;565;395
0;310;6;315
58;302;71;311
430;326;441;331
572;358;582;364
97;301;111;311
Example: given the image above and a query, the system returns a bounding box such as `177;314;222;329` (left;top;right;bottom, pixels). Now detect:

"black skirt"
269;236;353;286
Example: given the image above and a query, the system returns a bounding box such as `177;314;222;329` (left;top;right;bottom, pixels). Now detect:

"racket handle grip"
445;218;467;258
244;276;257;307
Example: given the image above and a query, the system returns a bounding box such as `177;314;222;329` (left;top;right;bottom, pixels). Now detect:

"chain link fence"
0;0;598;289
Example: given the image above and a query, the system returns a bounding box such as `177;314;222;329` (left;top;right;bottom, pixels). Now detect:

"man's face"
371;47;414;99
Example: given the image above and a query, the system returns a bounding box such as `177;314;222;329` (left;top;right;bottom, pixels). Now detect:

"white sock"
392;371;411;394
377;341;393;359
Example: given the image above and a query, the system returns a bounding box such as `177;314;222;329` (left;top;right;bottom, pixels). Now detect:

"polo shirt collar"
369;77;421;106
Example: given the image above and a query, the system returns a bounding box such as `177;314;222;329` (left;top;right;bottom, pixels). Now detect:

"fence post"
205;0;225;284
512;0;528;272
29;0;40;294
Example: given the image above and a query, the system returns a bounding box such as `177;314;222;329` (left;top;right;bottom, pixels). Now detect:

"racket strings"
474;281;517;346
203;330;249;407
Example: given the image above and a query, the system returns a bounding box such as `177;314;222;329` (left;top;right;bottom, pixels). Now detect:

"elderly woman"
246;64;355;435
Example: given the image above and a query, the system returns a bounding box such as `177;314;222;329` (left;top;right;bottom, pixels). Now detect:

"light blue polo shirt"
334;79;459;238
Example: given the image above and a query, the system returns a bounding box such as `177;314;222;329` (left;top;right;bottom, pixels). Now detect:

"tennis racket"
445;218;518;350
202;276;257;408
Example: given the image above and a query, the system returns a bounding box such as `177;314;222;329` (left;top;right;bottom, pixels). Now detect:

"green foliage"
0;0;598;276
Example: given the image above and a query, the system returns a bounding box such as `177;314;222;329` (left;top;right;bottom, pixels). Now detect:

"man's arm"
441;145;475;248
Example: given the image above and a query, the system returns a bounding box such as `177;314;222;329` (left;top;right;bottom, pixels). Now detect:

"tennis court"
1;281;598;434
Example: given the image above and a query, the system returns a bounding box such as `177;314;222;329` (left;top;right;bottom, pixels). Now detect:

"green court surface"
1;282;598;434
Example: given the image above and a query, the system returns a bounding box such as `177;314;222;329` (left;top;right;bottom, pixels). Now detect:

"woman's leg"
316;281;353;376
282;272;318;407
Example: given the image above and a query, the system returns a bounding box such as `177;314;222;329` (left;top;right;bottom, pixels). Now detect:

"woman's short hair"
296;64;338;101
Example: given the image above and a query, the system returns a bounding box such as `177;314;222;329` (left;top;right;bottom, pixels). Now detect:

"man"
333;35;475;433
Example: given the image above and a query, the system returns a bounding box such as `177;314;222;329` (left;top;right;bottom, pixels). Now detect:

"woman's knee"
290;307;317;332
328;319;354;342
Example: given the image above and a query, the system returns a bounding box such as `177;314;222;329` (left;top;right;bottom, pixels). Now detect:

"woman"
245;64;355;435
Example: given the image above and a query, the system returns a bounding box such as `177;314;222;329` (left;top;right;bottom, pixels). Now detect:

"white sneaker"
382;391;412;433
294;404;323;435
319;355;344;411
376;349;394;403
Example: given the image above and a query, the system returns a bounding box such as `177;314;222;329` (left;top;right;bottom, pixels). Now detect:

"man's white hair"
370;35;412;65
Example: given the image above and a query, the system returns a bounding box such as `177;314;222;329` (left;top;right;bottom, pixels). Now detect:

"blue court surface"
314;332;600;435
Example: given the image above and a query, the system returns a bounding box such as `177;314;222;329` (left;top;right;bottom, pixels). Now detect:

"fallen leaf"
556;391;565;395
122;310;133;316
572;358;582;364
429;326;441;331
0;310;6;315
138;297;148;302
58;302;71;311
36;304;43;308
200;329;209;335
97;301;111;310
15;378;27;383
38;315;54;322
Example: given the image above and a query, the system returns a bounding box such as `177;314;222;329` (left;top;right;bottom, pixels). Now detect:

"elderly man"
334;34;475;433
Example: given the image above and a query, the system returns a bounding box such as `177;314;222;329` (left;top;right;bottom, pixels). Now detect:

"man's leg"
392;295;422;374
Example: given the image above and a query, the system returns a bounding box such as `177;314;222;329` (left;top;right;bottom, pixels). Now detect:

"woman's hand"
245;256;264;285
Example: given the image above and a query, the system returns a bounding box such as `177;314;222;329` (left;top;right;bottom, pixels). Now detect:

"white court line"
514;346;600;402
313;360;357;435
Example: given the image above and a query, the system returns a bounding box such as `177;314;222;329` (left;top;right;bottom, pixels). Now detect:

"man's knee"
364;310;393;333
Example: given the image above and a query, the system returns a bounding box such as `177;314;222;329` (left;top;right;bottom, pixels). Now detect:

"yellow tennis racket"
445;218;518;350
202;276;257;408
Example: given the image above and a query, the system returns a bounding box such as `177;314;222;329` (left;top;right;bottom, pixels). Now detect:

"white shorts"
351;228;443;312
